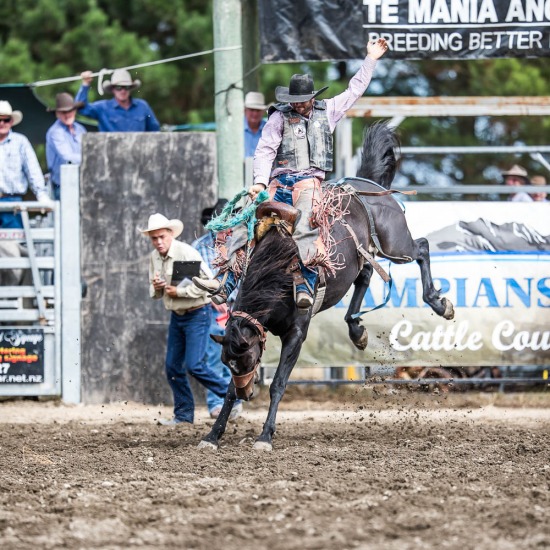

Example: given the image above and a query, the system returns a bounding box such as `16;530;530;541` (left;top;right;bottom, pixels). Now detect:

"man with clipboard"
141;213;231;426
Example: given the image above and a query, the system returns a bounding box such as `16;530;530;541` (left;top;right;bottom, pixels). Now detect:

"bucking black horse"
199;122;455;451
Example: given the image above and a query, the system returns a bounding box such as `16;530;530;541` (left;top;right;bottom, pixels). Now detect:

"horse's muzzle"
232;363;260;401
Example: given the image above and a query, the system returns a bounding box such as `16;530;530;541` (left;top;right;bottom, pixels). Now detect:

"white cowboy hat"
0;100;23;126
103;69;142;94
244;91;267;110
140;213;183;238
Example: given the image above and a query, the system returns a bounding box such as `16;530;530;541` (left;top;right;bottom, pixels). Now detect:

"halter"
231;311;267;351
229;311;267;389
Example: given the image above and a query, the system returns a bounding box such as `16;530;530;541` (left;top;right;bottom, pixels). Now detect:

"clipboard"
171;261;201;285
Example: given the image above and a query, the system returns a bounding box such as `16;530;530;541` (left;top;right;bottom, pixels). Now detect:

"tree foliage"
1;0;548;191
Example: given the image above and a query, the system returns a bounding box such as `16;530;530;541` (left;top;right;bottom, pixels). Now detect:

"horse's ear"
210;334;224;345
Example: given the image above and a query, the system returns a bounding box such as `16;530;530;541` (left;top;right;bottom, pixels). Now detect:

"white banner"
264;201;550;367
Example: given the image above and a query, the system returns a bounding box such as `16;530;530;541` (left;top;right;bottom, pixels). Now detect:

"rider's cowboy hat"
47;93;84;112
501;164;529;183
244;91;267;110
140;213;183;238
0;101;23;125
275;74;328;104
103;69;141;94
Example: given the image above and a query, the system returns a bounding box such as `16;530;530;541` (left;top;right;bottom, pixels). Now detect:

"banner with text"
259;0;550;61
0;329;45;384
263;202;550;368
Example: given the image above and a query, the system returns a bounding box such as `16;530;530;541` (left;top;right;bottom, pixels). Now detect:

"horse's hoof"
353;328;369;351
197;440;218;451
253;441;273;452
442;298;455;320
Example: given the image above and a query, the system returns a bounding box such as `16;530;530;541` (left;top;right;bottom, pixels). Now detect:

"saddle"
255;201;299;241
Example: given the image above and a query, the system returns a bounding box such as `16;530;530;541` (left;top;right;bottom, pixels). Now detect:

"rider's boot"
193;271;237;305
295;265;318;310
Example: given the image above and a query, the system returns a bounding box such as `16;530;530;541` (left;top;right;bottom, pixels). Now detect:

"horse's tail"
356;120;400;189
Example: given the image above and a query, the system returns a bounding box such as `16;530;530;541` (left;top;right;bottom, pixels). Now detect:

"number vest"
270;101;333;173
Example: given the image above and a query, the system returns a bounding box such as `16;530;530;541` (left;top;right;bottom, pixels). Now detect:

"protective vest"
270;101;333;173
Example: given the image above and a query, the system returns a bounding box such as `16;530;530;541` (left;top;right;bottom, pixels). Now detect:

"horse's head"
212;311;266;401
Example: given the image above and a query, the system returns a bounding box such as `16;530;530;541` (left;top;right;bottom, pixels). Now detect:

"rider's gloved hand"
248;183;266;201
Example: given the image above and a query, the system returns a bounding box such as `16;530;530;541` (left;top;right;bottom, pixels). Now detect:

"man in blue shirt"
76;69;160;132
244;91;267;158
0;101;51;228
46;93;87;201
192;199;242;421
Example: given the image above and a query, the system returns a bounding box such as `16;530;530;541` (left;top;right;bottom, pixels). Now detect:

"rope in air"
29;45;244;95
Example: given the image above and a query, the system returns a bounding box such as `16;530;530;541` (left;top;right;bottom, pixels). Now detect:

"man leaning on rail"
0;101;53;229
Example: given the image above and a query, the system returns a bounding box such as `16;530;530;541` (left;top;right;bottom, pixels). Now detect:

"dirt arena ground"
1;388;549;550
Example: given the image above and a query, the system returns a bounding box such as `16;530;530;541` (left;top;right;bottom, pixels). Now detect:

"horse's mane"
236;227;296;316
356;121;400;189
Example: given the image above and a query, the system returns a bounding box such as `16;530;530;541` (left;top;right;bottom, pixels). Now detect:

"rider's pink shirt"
253;57;378;186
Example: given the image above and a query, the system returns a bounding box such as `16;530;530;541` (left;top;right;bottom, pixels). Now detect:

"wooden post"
213;0;245;200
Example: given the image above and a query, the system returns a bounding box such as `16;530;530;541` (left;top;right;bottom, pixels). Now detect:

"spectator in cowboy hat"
142;213;232;426
46;93;87;201
75;68;160;132
501;164;532;202
0;100;52;228
531;175;548;202
244;91;268;158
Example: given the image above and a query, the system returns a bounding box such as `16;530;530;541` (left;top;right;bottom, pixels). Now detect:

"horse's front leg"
253;321;309;452
415;237;454;320
198;381;237;450
344;263;373;350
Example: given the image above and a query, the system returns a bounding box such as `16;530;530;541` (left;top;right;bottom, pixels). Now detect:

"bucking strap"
340;220;390;283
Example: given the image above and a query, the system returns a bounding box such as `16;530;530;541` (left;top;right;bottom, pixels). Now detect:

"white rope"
30;45;243;88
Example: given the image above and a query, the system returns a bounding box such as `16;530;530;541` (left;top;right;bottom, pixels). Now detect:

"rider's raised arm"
326;38;388;130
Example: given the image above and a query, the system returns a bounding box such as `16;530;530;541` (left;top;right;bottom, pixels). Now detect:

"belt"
174;304;206;316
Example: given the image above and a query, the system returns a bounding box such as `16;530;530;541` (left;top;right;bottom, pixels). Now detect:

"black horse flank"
200;122;455;452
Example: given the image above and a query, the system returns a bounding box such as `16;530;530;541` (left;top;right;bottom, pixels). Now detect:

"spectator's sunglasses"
0;117;12;124
113;85;131;91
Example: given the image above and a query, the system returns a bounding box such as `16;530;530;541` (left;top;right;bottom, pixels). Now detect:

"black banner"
259;0;550;61
0;329;45;384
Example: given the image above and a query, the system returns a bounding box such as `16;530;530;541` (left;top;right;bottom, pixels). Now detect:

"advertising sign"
259;0;550;61
0;329;45;384
263;202;550;368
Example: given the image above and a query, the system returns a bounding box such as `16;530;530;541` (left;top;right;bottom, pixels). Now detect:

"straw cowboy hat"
47;93;84;112
244;91;267;110
140;213;183;238
103;69;141;94
501;164;529;183
0;100;23;125
275;74;328;103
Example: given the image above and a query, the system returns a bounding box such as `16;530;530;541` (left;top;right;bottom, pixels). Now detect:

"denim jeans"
165;306;229;423
0;196;24;228
273;175;318;295
205;312;231;412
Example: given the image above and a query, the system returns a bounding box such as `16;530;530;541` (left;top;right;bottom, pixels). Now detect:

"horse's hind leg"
415;237;454;320
345;263;374;350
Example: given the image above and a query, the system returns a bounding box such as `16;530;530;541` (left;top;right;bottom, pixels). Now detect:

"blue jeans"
205;312;231;412
165;306;229;423
273;175;318;295
0;196;24;228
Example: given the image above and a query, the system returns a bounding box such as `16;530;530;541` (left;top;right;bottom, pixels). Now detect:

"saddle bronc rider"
193;38;389;310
